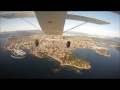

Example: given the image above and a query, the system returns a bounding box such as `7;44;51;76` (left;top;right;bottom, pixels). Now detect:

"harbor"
11;49;26;59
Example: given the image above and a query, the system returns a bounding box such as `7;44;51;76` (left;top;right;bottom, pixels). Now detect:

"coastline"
33;51;91;69
11;55;25;59
52;56;91;69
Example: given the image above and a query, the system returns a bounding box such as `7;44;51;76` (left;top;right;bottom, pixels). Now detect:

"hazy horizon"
1;29;120;39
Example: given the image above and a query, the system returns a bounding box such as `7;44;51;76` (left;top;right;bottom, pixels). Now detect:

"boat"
11;55;25;59
12;49;26;56
11;49;26;59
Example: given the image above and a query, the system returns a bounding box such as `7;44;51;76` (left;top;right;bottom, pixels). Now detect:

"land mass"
2;33;115;70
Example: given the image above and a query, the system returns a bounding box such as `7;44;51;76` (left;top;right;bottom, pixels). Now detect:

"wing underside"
0;11;110;35
0;11;35;18
66;14;110;24
34;11;67;35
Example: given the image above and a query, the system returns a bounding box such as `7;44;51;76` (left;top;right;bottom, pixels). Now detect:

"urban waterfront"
0;37;120;79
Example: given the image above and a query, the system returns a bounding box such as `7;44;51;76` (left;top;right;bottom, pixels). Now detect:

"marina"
11;49;26;59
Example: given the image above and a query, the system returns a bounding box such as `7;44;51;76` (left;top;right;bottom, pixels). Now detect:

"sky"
0;11;120;37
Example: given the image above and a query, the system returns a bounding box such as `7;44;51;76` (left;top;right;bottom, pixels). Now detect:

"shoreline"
33;51;91;69
11;55;25;59
52;56;91;69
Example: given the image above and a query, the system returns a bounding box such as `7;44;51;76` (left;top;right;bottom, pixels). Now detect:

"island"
2;34;112;70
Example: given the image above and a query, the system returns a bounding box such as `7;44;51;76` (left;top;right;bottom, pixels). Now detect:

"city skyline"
0;11;120;37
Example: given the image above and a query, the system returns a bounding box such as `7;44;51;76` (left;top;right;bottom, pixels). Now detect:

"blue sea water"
0;38;120;79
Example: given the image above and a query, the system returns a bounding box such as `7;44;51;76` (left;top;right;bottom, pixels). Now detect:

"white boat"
11;55;25;59
12;49;26;56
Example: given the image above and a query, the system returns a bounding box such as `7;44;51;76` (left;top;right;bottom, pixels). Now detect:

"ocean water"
0;38;120;79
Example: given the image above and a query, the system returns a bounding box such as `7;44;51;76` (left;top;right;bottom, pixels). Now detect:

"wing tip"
104;22;111;24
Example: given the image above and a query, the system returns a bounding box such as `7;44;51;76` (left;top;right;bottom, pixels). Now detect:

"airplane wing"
0;11;35;18
0;11;110;35
112;11;120;15
66;14;110;24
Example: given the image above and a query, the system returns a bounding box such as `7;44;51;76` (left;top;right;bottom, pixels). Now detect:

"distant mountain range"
0;30;42;37
65;31;120;43
107;37;120;43
0;30;120;43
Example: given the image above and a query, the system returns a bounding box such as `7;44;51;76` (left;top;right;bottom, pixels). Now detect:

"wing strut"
11;14;43;32
39;35;46;43
63;22;87;33
19;17;41;31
